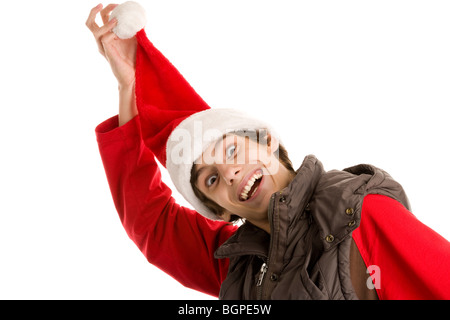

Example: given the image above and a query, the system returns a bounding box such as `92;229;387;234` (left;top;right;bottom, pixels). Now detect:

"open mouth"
239;170;263;201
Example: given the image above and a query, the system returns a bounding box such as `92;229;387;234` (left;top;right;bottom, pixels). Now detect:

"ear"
264;133;279;155
261;133;283;175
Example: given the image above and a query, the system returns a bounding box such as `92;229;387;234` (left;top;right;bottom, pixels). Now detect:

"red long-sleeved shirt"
96;114;450;299
96;115;236;297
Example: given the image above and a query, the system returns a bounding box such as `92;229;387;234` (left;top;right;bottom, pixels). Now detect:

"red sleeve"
95;115;237;297
353;194;450;300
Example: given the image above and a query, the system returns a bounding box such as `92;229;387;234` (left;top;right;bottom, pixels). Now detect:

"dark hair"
190;130;295;223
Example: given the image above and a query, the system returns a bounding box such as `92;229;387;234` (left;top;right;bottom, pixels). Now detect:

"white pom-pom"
109;1;146;39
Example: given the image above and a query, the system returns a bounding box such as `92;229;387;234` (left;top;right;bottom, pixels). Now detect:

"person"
87;3;450;299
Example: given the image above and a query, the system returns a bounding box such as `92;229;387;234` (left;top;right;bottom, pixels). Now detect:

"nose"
218;164;241;186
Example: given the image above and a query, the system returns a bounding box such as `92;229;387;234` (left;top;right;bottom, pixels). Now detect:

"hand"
86;3;137;89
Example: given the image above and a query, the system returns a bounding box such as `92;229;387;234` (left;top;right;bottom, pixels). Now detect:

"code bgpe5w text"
222;304;271;315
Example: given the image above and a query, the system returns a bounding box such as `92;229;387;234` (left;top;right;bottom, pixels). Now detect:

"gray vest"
215;155;410;299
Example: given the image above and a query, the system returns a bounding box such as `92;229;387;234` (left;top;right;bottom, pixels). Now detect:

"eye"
226;144;236;159
206;174;218;187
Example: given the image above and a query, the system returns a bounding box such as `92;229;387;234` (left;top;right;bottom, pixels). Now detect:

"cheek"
210;187;233;208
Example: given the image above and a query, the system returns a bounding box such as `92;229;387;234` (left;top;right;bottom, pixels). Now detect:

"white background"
0;0;449;299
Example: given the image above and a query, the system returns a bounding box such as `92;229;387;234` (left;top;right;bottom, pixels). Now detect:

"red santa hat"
110;2;277;220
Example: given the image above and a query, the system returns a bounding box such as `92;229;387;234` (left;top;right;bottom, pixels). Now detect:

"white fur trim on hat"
166;108;279;220
109;1;146;39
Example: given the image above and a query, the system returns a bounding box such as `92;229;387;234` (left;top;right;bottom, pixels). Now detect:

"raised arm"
87;4;237;296
86;3;137;126
95;115;235;296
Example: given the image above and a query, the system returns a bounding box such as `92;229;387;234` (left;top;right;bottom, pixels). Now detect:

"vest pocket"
300;250;328;299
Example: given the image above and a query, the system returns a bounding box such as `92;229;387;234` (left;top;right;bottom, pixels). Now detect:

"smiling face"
192;132;295;232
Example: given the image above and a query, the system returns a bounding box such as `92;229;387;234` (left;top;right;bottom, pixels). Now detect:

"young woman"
87;3;450;299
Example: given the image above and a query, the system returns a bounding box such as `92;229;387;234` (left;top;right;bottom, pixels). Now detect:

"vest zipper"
256;261;268;299
256;194;277;299
256;262;268;287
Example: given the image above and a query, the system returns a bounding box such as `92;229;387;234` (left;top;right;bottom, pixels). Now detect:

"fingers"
86;3;119;57
96;17;118;38
85;3;103;33
96;19;118;56
101;3;119;25
86;3;118;36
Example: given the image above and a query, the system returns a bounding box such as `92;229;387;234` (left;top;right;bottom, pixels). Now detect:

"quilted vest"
215;155;410;299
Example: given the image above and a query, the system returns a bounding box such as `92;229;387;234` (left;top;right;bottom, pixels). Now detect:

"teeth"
240;171;263;200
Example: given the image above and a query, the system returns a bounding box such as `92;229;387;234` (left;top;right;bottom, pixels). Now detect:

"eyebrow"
195;166;208;183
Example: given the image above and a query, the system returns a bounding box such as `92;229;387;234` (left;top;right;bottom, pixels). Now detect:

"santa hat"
110;2;277;220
